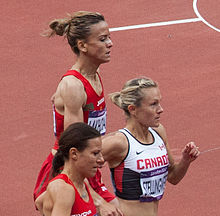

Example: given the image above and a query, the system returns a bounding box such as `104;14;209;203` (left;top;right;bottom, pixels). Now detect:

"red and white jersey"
53;70;107;150
50;174;97;216
111;127;169;202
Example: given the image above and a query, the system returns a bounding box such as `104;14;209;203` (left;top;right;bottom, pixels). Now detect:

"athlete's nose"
97;152;105;168
106;37;113;48
158;104;163;114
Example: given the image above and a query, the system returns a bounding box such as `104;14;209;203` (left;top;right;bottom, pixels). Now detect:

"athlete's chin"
98;164;103;169
89;168;98;177
152;122;160;128
102;56;111;63
102;59;110;64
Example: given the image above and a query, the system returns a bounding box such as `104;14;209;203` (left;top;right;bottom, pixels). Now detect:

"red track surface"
1;1;219;215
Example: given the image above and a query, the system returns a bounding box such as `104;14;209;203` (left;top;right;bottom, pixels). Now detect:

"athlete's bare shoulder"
102;130;127;145
102;130;128;165
60;75;84;92
47;178;75;202
46;178;75;215
53;75;86;114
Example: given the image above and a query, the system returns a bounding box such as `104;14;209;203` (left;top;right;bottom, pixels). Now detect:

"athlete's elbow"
167;175;181;185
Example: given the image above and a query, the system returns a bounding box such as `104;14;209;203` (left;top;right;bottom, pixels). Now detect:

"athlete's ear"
77;40;87;53
128;104;136;116
69;147;78;160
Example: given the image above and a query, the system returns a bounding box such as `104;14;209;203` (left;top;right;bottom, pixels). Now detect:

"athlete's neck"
71;60;99;80
62;167;85;188
125;121;152;144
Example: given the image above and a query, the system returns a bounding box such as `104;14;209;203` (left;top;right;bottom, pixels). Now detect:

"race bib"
140;166;168;202
88;108;106;135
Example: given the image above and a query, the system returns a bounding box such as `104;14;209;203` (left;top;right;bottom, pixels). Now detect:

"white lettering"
88;111;106;135
140;166;168;200
101;186;107;191
72;209;92;216
141;174;168;198
97;97;104;106
137;154;169;170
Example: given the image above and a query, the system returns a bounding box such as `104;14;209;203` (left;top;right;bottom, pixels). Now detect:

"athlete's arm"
155;124;200;185
101;132;128;168
48;180;75;216
85;179;123;216
59;76;86;129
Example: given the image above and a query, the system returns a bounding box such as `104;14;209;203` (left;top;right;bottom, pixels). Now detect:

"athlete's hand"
182;141;200;163
97;201;123;216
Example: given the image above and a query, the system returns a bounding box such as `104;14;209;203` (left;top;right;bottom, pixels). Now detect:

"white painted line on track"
200;147;220;155
193;0;220;32
110;18;201;32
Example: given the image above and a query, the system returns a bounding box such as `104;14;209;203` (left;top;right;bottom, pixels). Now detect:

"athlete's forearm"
167;158;191;185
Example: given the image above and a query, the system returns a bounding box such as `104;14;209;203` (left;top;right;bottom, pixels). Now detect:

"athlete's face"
84;21;113;64
77;137;104;178
132;87;163;128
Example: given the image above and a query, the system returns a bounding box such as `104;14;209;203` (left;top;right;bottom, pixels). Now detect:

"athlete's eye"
100;37;106;42
151;102;158;106
93;151;100;156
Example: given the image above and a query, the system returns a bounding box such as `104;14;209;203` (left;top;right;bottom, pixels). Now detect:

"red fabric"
52;107;64;150
33;152;54;201
88;169;115;202
113;162;124;193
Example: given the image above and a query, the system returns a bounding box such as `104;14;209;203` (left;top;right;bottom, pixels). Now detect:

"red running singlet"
50;174;97;216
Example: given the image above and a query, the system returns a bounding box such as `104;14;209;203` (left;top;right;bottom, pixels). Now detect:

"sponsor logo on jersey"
101;186;107;191
159;143;166;151
97;97;104;106
72;210;93;216
136;150;144;155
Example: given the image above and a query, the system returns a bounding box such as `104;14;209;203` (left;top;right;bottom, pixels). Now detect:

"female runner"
42;122;102;216
34;11;121;216
101;77;200;216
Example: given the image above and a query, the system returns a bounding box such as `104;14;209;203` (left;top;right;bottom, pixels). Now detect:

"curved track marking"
193;0;220;32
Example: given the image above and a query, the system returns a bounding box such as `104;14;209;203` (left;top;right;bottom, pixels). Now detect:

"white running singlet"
111;127;169;202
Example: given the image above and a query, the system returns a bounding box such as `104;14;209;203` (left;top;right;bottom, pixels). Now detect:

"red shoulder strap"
61;70;103;97
62;70;89;85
